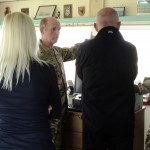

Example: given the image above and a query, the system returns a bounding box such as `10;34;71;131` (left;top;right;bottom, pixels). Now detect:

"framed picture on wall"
34;5;56;19
64;4;72;18
113;7;125;17
21;8;29;15
137;0;150;14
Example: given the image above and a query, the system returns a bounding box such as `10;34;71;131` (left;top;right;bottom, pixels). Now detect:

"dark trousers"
82;122;134;150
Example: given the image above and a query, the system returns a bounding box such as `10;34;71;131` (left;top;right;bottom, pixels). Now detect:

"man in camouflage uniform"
38;16;80;150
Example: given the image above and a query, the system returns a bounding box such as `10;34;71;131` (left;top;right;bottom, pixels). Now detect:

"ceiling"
0;0;25;2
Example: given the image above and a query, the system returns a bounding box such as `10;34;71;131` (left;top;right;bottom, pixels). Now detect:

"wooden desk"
63;96;145;150
133;107;145;150
62;111;82;150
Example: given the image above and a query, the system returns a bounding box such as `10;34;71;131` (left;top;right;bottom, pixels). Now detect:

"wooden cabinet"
133;107;145;150
62;111;82;150
63;107;145;150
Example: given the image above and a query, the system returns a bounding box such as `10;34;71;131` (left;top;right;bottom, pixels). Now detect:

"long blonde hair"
0;12;42;90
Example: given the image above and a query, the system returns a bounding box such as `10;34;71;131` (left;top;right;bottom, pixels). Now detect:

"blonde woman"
0;12;61;150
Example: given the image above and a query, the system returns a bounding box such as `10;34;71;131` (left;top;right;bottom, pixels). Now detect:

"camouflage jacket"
39;40;79;117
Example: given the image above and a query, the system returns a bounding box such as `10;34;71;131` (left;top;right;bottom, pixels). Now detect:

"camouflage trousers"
50;119;62;150
49;108;67;150
145;128;150;150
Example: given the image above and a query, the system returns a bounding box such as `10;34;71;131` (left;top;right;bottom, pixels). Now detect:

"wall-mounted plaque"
21;8;29;15
78;6;85;16
64;4;72;18
4;6;11;16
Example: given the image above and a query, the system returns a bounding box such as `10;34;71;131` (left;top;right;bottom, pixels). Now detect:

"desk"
63;96;145;150
62;111;82;150
134;107;145;150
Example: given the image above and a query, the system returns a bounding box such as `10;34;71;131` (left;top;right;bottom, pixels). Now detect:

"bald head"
94;7;121;32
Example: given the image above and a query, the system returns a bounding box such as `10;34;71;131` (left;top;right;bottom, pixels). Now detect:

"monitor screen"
74;73;82;94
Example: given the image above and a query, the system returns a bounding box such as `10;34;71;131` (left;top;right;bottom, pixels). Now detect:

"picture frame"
113;7;125;17
78;6;85;16
137;0;150;14
34;5;56;19
21;8;29;15
64;4;72;18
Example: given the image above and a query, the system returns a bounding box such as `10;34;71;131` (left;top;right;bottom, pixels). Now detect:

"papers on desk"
68;93;82;111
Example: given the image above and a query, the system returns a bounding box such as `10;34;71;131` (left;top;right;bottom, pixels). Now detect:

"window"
120;25;150;82
55;26;92;84
36;25;150;84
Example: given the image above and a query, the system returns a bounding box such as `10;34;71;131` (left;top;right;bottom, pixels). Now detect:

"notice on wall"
137;0;150;14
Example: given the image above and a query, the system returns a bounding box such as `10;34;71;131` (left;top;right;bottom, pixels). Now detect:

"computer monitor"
74;73;82;94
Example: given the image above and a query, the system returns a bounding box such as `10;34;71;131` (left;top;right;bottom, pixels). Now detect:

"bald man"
38;17;80;150
76;7;138;150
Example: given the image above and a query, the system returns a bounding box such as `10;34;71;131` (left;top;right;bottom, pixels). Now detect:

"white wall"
105;0;137;16
0;0;90;20
90;0;137;17
0;0;138;20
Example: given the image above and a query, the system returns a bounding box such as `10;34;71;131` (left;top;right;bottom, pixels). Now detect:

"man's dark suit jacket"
76;26;138;133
